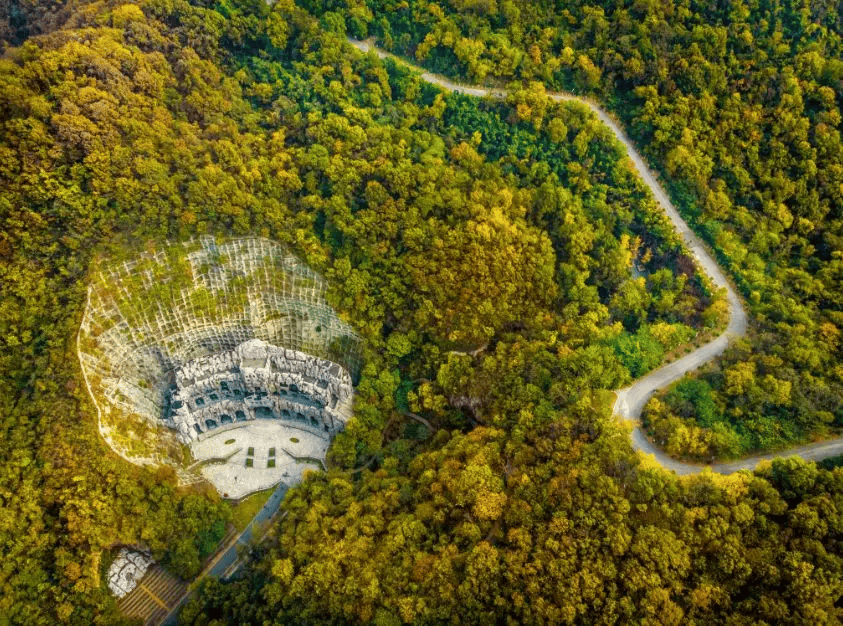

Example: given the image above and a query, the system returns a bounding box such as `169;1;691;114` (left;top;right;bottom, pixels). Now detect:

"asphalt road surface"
210;480;288;578
161;480;289;625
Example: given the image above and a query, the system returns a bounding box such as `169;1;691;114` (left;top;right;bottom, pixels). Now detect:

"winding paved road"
349;38;843;474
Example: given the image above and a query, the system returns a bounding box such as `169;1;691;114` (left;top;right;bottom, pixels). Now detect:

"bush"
162;495;231;579
666;378;718;427
611;326;664;378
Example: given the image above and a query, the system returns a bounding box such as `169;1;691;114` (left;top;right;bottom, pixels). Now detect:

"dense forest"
0;0;842;623
299;0;843;457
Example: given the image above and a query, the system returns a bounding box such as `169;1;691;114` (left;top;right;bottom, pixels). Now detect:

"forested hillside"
1;0;843;623
306;0;843;457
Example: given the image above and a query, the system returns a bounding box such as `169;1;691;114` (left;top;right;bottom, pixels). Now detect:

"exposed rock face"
77;237;360;469
169;339;353;443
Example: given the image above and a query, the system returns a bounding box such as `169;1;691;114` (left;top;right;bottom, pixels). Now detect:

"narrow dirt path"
349;38;843;474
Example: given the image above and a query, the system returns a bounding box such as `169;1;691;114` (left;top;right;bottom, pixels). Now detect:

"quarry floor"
190;420;328;499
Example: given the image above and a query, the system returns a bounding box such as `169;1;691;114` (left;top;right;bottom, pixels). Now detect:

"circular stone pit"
78;236;360;495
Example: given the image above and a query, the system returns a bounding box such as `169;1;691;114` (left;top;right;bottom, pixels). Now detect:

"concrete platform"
190;419;329;499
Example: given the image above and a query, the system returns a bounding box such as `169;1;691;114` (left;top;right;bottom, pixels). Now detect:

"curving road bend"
348;38;843;474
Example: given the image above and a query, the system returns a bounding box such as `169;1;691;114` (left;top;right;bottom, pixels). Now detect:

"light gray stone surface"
191;420;328;499
108;548;152;598
170;339;353;445
77;237;360;474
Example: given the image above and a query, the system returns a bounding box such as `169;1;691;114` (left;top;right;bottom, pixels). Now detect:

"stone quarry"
77;237;359;496
169;338;353;443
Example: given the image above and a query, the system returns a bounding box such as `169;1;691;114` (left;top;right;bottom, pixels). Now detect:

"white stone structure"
107;548;152;598
77;237;360;489
169;339;353;443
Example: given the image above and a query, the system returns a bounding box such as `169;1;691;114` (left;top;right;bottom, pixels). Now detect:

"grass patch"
180;443;193;467
269;447;276;457
230;488;274;531
245;458;253;468
247;446;254;456
267;459;276;468
289;437;299;443
225;438;236;445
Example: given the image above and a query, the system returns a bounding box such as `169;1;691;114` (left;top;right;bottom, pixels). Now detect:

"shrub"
611;326;664;378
